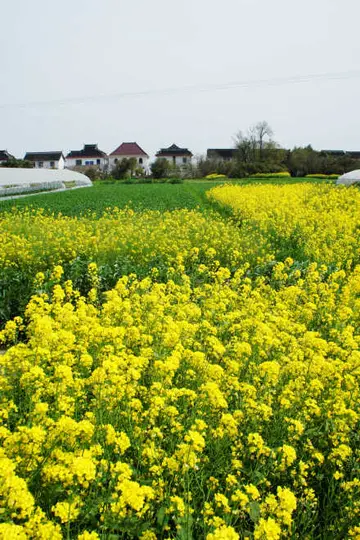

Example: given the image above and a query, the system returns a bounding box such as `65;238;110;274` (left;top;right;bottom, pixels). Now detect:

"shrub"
1;159;34;168
205;173;228;180
112;158;133;180
250;172;291;179
305;174;339;180
167;177;184;184
150;158;169;179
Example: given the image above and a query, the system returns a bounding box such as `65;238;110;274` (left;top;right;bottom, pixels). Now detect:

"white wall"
159;155;192;166
109;155;149;173
65;156;108;170
33;156;65;169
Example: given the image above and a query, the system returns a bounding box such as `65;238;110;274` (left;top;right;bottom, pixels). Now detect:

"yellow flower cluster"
0;254;359;537
208;183;360;265
1;183;360;537
0;206;266;324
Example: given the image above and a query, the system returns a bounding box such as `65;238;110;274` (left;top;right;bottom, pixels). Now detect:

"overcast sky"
1;0;360;159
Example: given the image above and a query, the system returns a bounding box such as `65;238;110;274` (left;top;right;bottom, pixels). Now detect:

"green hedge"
250;172;291;179
305;174;339;179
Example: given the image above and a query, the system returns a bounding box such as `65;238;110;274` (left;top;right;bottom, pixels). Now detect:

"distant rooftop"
110;142;148;157
321;149;360;158
67;144;107;159
0;150;15;161
24;151;64;162
156;143;193;157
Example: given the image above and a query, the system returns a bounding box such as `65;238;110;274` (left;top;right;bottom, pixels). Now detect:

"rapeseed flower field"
1;183;360;538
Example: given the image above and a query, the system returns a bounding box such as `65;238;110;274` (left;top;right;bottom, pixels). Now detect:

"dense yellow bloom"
254;518;281;540
1;184;360;536
207;525;239;539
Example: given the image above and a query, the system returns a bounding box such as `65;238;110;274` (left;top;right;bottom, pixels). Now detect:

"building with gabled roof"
109;142;149;173
65;144;108;170
156;143;193;166
24;151;65;169
0;150;15;164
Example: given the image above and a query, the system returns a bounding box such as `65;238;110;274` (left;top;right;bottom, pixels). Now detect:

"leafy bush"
150;158;169;179
1;159;34;168
167;177;184;184
205;173;228;180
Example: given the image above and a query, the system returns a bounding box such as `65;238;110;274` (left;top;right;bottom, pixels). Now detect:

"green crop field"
0;178;331;216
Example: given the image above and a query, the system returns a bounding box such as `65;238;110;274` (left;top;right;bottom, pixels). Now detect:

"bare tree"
234;121;274;162
253;121;274;159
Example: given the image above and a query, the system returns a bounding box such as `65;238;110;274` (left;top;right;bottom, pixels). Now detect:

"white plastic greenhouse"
0;168;92;199
336;170;360;186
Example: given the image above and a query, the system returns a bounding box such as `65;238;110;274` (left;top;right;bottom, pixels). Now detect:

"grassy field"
0;178;332;216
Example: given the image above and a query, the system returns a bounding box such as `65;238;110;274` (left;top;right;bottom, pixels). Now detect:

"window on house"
76;159;82;166
96;159;101;165
182;157;187;164
85;161;94;166
50;161;55;168
172;156;176;165
139;158;143;164
38;162;43;168
114;158;118;163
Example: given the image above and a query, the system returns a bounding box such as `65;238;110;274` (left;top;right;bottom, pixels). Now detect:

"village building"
0;150;15;164
156;143;193;166
109;142;149;173
24;151;65;169
65;144;108;170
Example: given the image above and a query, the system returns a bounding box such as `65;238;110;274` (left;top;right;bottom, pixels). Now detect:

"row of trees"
198;121;360;178
0;159;34;168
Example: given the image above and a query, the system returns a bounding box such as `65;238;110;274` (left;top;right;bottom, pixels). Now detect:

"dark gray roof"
0;150;15;161
207;148;236;160
24;151;64;162
156;143;193;157
66;144;107;159
320;150;346;156
346;151;360;159
321;150;360;159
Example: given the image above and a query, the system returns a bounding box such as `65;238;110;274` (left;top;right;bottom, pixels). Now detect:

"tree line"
196;121;360;178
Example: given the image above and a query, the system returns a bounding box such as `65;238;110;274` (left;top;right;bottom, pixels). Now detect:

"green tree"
150;158;168;179
1;159;34;168
112;158;132;180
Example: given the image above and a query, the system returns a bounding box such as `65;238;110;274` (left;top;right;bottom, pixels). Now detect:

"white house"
65;144;108;171
109;142;149;173
24;151;65;169
155;143;193;166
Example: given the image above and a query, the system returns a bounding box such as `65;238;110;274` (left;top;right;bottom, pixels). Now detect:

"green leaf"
249;501;261;523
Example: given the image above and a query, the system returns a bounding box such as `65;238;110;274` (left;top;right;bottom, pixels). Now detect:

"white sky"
1;0;360;160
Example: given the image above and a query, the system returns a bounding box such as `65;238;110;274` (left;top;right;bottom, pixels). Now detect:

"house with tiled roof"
156;144;193;167
65;144;108;170
109;142;149;173
24;151;65;169
0;150;15;164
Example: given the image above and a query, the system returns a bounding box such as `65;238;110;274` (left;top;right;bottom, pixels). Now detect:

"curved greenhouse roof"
337;170;360;186
0;168;92;198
